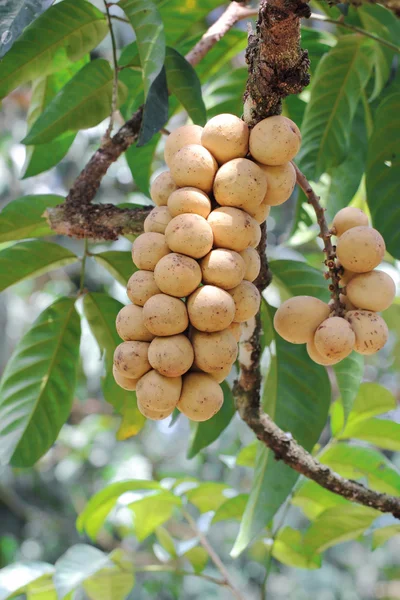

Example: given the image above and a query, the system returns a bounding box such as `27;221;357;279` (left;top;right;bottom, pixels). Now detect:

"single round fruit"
144;206;172;234
228;281;261;323
239;247;261;282
170;144;218;193
165;213;213;259
306;339;341;366
201;113;249;164
208;207;260;252
213;158;267;210
132;233;170;271
136;369;182;412
259;162;296;206
167;187;211;219
249;222;262;248
164;124;203;167
345;310;389;355
127;271;160;306
208;363;234;383
274;296;331;344
346;270;395;312
192;329;238;373
154;253;201;297
246;200;271;224
227;321;242;342
200;249;245;290
187;285;235;332
249;116;301;166
113;365;138;390
143;294;188;336
137;402;174;421
116;304;154;342
113;341;151;379
314;317;355;361
332;207;369;236
150;171;179;206
336;226;385;273
148;334;194;377
177;372;223;421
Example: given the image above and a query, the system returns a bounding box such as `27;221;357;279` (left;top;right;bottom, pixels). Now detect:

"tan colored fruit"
208;363;233;383
346;270;395;312
143;294;189;336
164;124;203;167
170;144;218;193
148;334;194;377
144;206;172;234
249;222;262;248
165;213;213;259
177;372;224;421
201;113;249;164
132;233;170;271
154;253;201;297
187;285;235;332
273;296;331;344
306;339;341;366
150;171;179;206
314;317;355;361
345;310;389;355
127;271;160;306
200;249;245;290
137;402;174;421
332;207;369;236
213;158;267;210
116;304;154;342
336;226;385;273
239;247;261;282
136;369;182;412
259;162;296;206
228;281;261;323
249;116;301;166
208;207;260;252
113;365;138;390
227;321;242;342
338;266;357;287
246;200;270;224
167;187;211;219
192;329;238;373
113;341;151;379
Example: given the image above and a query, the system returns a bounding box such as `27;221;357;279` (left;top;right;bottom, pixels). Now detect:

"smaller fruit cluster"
112;113;302;421
274;207;395;365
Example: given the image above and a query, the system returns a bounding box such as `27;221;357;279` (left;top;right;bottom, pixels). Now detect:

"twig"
136;565;225;586
103;0;119;139
109;14;130;24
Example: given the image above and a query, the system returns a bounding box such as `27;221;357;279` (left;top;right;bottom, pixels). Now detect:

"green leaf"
299;35;374;180
23;59;127;145
272;528;321;570
0;0;108;100
158;0;221;45
155;526;177;558
93;251;136;287
0;297;81;467
0;0;54;58
83;569;134;600
26;575;57;600
0;195;63;242
130;492;181;541
116;394;146;439
366;92;400;259
0;562;54;600
187;382;236;458
372;524;400;549
125;133;161;197
137;66;169;146
339;419;400;452
270;259;330;302
212;494;248;524
292;480;350;520
333;352;364;426
165;47;206;126
183;546;208;574
204;68;247;119
0;240;78;292
186;483;229;513
236;441;257;468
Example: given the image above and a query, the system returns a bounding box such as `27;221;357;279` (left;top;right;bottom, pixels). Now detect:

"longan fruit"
338;266;356;287
228;281;261;323
273;296;331;344
332;207;369;236
148;334;194;377
144;206;172;234
154;253;202;297
116;304;154;342
259;162;296;206
208;207;260;252
170;144;218;193
246;201;271;224
213;158;267;210
150;171;179;206
132;233;170;271
192;329;238;373
336;226;385;273
346;270;395;312
113;341;151;379
127;271;160;306
208;363;234;383
249;222;262;248
345;310;389;355
137;402;174;421
187;285;235;332
113;365;139;390
249;116;301;166
136;369;182;412
177;372;224;422
165;213;213;259
200;249;245;290
227;321;242;342
201;113;249;164
164;124;203;167
306;339;341;366
239;248;261;282
314;317;355;361
167;187;211;219
143;294;188;336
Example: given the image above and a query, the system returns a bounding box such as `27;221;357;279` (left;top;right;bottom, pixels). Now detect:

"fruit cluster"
113;113;302;421
274;207;395;365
